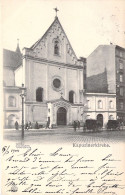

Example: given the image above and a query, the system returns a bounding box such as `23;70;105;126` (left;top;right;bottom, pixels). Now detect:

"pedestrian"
73;121;77;131
25;122;29;130
121;121;124;130
15;121;19;130
35;121;39;129
46;120;50;129
77;120;80;129
28;121;32;129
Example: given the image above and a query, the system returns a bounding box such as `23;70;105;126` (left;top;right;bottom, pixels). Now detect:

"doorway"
97;114;103;127
57;107;67;125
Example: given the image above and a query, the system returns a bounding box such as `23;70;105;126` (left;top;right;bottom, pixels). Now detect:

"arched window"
69;91;75;103
54;40;59;55
109;100;114;109
8;96;16;107
98;100;103;109
36;87;43;102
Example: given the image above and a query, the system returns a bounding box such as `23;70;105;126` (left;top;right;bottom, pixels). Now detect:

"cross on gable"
54;7;59;17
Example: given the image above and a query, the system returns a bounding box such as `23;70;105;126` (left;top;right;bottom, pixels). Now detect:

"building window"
87;100;91;108
36;87;43;102
98;100;103;109
109;100;114;109
52;76;63;92
54;40;60;55
120;51;123;57
109;115;114;120
8;96;16;107
120;87;124;96
119;62;123;69
120;74;123;82
53;78;61;89
69;91;75;103
119;101;124;110
80;92;82;103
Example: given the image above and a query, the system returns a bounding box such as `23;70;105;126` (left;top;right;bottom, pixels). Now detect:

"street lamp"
20;84;26;140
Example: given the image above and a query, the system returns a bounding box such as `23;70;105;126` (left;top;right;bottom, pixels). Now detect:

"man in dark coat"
77;120;80;129
46;120;50;129
73;121;77;131
25;122;29;130
15;121;19;130
35;121;39;129
28;121;32;129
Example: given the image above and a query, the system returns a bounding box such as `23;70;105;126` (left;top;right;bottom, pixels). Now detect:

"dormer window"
54;40;59;55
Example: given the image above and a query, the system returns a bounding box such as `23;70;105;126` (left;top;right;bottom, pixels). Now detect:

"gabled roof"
30;16;78;60
3;49;22;69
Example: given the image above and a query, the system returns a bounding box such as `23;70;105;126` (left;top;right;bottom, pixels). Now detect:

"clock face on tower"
52;76;63;92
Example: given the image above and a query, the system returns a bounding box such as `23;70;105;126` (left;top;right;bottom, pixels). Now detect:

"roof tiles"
3;49;22;69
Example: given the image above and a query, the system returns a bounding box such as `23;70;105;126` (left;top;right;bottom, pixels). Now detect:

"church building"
4;15;86;128
3;14;117;129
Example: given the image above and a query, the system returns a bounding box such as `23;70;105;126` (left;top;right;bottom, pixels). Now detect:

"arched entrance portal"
97;114;103;128
57;107;67;125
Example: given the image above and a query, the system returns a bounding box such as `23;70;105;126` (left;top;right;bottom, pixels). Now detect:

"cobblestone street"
3;127;125;145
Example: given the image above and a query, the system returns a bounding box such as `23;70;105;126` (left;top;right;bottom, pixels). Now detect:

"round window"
53;78;61;89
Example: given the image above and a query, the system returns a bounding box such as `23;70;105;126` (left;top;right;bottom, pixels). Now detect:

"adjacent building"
3;45;22;128
87;44;125;123
85;92;116;128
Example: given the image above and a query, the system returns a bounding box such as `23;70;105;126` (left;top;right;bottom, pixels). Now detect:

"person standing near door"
15;121;19;130
73;121;77;131
46;120;50;129
77;120;80;129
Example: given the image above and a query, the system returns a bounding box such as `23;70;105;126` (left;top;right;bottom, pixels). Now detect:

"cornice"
85;110;116;113
85;93;116;97
4;109;21;112
22;55;83;69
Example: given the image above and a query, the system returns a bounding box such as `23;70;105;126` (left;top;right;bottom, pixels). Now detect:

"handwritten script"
2;144;125;195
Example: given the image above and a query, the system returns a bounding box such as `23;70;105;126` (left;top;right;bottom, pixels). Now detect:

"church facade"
14;16;85;127
3;16;117;129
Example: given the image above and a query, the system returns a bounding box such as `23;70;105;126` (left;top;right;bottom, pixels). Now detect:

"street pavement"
3;127;125;144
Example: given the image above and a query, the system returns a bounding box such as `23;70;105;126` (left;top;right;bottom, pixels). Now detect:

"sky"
1;0;125;58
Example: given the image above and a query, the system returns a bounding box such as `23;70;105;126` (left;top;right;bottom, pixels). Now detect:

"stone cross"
54;7;59;17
